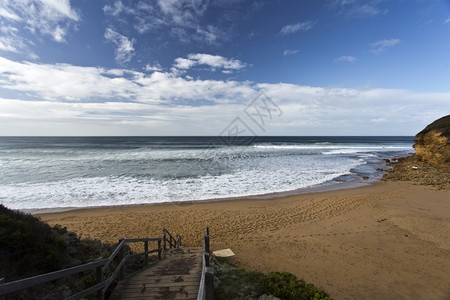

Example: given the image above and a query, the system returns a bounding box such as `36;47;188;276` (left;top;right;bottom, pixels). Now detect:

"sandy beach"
37;181;450;300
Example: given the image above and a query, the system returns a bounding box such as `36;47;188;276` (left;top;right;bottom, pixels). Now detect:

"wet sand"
38;181;450;300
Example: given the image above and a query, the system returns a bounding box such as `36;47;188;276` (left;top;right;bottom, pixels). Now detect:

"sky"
0;0;449;136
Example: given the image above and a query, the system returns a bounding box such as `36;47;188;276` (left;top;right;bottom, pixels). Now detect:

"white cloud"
329;0;386;18
38;0;79;20
283;50;300;56
0;26;39;58
104;0;222;45
145;63;164;72
173;54;247;72
0;7;21;21
0;37;19;53
156;0;208;27
371;118;387;123
103;0;125;17
444;17;450;24
52;26;66;43
104;28;136;64
0;56;448;136
194;25;220;44
346;4;381;17
0;56;139;101
173;58;197;70
280;21;317;35
0;56;254;104
0;0;79;43
336;55;356;62
370;39;400;54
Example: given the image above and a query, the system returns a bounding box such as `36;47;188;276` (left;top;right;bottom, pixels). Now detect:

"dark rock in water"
362;176;369;180
413;115;450;169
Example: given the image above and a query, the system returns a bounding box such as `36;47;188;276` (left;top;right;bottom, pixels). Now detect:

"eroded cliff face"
383;115;449;189
413;115;450;169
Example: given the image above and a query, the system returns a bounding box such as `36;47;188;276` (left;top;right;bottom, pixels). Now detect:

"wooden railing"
163;228;182;250
0;229;181;300
197;227;214;300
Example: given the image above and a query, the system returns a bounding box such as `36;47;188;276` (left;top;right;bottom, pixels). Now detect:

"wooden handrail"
0;259;107;295
197;227;214;300
101;238;126;273
163;228;181;249
0;229;181;300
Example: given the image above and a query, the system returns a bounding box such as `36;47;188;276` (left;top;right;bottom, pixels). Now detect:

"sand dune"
38;181;450;300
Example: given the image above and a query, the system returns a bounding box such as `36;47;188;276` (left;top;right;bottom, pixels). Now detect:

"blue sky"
0;0;449;136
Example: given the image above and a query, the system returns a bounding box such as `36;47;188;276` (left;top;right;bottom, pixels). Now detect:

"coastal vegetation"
212;257;331;300
0;204;124;299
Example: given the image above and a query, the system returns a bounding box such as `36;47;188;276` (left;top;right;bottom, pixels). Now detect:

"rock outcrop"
413;115;450;169
383;115;449;189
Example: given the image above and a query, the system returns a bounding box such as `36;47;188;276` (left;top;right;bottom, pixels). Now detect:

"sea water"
0;136;414;210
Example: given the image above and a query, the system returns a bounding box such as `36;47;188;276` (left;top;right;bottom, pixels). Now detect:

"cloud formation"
336;55;356;62
329;0;386;18
0;55;447;136
280;21;317;35
283;50;300;56
0;0;79;44
104;28;136;63
145;63;164;72
173;54;247;72
370;38;400;54
103;0;224;45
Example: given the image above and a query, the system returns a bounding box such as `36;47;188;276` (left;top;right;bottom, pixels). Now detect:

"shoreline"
27;177;374;215
3;135;414;213
37;180;450;300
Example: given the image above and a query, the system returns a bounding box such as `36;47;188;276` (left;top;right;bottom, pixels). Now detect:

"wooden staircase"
110;247;203;300
0;228;214;300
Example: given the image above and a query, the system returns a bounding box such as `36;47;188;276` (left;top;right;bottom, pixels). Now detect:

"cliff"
383;115;449;189
413;115;450;169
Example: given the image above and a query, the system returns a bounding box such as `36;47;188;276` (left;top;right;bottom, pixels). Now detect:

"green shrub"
213;257;332;300
0;205;68;279
260;272;331;300
0;205;118;299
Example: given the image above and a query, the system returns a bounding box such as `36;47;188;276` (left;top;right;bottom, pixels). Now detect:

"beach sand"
37;181;450;300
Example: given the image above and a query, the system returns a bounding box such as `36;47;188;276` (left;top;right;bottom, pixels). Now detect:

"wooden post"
96;266;104;300
0;278;5;300
204;227;210;267
204;234;210;254
163;229;167;251
144;239;149;266
158;239;162;260
118;238;124;280
205;253;210;267
205;267;215;300
176;234;181;248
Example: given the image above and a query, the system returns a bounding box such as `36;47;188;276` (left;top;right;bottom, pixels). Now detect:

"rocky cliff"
383;115;449;189
413;115;450;169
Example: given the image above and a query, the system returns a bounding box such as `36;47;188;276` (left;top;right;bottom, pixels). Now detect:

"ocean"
0;136;414;211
